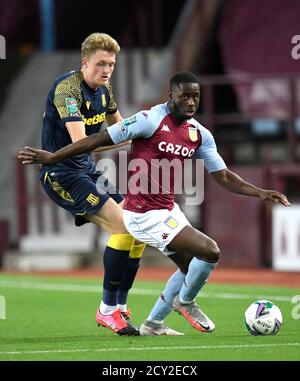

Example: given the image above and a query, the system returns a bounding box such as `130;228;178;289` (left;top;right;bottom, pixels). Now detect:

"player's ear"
82;57;88;68
168;91;173;100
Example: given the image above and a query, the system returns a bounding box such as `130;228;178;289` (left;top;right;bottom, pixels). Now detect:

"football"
244;300;283;335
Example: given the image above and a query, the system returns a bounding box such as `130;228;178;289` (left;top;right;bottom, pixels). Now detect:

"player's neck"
167;101;187;124
80;68;98;91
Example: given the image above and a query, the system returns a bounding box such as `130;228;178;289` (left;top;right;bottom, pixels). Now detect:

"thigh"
167;225;219;262
94;172;124;205
87;197;128;234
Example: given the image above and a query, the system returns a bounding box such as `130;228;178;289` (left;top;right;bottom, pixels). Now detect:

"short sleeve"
107;110;156;144
195;129;227;173
105;82;118;114
53;74;84;122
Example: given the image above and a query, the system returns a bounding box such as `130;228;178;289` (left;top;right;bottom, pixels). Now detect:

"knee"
207;240;220;262
129;243;146;259
198;239;220;263
107;233;135;251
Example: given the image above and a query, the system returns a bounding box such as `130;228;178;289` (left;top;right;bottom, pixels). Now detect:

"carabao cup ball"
244;300;283;335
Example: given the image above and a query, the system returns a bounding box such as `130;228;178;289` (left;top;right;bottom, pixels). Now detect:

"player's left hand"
18;146;55;165
258;190;291;207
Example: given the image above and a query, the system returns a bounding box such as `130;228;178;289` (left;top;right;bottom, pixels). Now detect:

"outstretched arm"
19;111;153;165
65;120;130;154
91;110;131;152
211;168;291;207
18;130;113;165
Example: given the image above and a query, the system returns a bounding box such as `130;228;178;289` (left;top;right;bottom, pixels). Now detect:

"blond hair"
81;33;120;59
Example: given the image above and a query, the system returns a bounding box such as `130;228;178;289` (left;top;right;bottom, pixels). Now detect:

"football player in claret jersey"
20;71;290;335
23;33;147;336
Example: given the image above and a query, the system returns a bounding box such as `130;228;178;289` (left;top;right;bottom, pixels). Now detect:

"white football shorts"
123;203;191;255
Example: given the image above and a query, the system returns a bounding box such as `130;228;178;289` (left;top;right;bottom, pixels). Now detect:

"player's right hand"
18;146;56;165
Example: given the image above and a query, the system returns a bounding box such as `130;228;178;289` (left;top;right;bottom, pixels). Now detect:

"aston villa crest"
189;127;198;142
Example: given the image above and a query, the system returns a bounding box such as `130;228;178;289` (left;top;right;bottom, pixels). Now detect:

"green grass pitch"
0;274;299;361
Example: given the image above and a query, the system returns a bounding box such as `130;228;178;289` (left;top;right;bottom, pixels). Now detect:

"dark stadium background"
0;0;299;271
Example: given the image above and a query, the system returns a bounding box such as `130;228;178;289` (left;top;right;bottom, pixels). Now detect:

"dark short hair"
170;71;199;90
